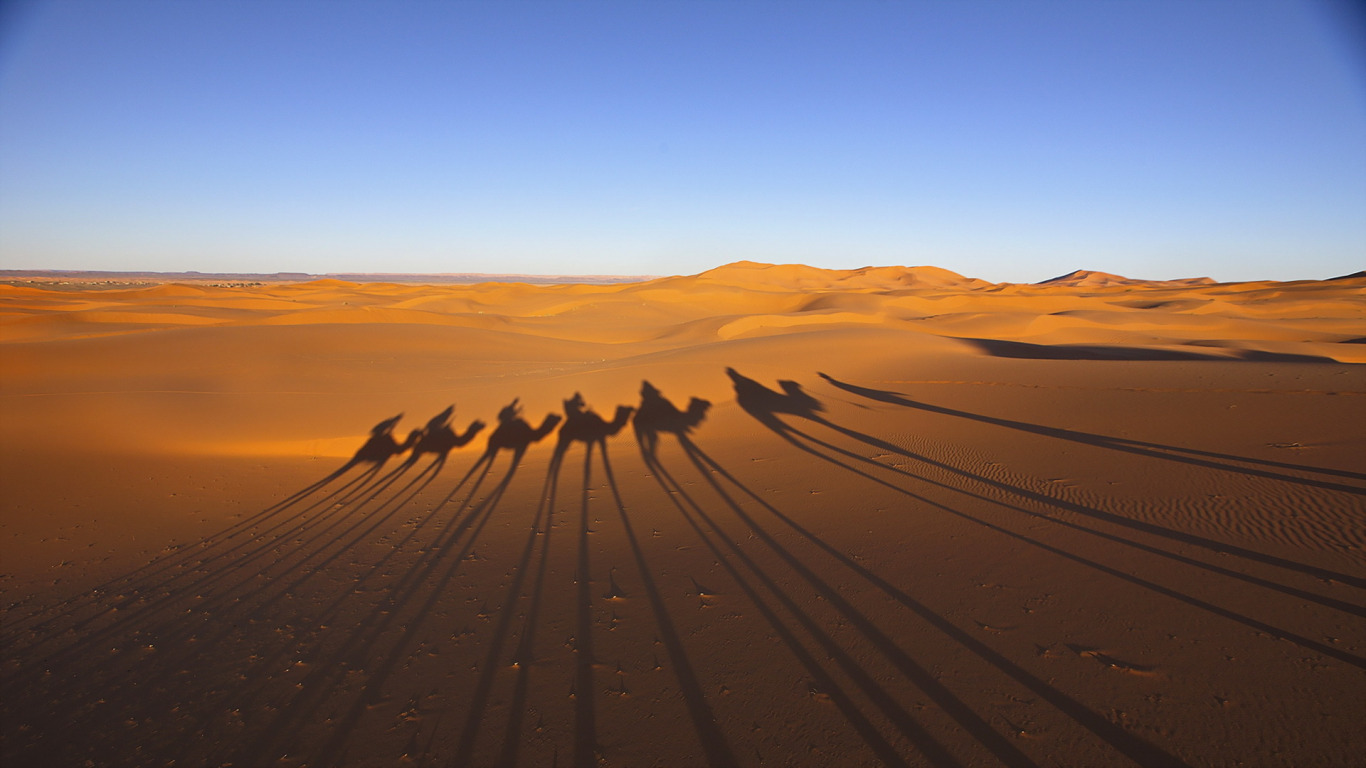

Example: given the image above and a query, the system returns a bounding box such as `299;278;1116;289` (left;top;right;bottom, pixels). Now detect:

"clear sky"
1;0;1363;282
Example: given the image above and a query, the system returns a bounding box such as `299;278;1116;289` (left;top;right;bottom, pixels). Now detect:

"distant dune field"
2;262;1363;767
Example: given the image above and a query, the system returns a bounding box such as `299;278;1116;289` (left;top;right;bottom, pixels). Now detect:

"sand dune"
2;262;1363;766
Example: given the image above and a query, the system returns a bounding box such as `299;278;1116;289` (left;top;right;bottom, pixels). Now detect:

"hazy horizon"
4;260;1363;285
2;0;1364;283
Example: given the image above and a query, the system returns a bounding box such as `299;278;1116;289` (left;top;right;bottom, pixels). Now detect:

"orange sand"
2;262;1363;766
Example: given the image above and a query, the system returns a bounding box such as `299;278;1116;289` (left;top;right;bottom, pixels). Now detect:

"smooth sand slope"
2;262;1364;767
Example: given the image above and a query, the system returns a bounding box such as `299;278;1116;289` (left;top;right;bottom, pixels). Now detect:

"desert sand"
1;261;1363;767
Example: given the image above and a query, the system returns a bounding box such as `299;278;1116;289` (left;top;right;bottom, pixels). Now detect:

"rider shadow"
246;404;490;619
551;392;634;469
403;405;485;471
478;399;561;469
634;381;711;458
452;392;644;768
619;382;749;766
296;413;421;500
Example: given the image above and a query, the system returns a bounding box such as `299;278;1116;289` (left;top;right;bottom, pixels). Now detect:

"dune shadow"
963;338;1338;363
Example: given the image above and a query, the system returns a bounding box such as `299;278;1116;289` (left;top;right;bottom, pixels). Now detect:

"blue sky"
1;0;1363;282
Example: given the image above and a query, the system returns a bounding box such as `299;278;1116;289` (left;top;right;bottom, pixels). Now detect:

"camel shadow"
553;391;634;465
481;398;561;466
403;405;485;470
318;413;420;487
634;380;710;456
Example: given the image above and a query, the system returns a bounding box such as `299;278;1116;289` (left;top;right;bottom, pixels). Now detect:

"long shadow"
1;412;452;767
732;368;1366;593
744;375;1366;619
548;380;739;768
289;400;563;768
450;446;563;767
1;445;382;650
0;414;428;689
142;450;454;688
489;442;564;768
231;455;505;765
550;392;634;767
185;448;495;765
672;428;1042;767
737;368;1366;664
964;338;1339;364
810;378;1366;605
3;400;535;669
635;410;955;767
737;366;1366;658
53;453;450;768
686;397;1203;765
818;372;1366;490
754;394;1366;671
678;431;1201;766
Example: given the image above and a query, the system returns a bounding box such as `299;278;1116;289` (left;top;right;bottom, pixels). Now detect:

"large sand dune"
2;262;1363;766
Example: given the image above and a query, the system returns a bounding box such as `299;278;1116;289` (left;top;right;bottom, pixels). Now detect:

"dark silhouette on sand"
480;399;561;464
553;392;634;460
633;380;710;455
335;414;420;475
726;367;823;425
404;405;485;466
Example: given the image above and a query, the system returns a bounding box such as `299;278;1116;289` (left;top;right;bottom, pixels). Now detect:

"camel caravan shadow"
5;369;1361;768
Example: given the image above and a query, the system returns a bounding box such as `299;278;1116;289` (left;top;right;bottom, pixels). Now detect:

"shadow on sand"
724;369;1365;668
7;372;1359;766
0;404;544;768
964;338;1339;364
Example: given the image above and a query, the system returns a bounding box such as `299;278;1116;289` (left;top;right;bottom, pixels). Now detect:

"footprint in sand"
1067;644;1160;676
